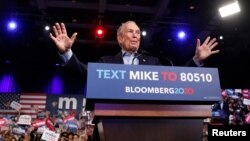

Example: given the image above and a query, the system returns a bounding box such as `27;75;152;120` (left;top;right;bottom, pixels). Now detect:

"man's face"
118;22;141;53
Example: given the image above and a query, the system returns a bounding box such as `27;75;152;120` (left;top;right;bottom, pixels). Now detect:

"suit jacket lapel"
114;52;124;64
138;55;147;65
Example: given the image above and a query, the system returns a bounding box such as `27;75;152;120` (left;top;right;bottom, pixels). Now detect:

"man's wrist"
193;57;204;67
58;49;73;63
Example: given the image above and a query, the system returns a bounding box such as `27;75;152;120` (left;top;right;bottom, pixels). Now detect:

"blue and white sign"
86;63;221;101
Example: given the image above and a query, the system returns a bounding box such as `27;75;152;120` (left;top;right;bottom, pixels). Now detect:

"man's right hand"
49;23;78;53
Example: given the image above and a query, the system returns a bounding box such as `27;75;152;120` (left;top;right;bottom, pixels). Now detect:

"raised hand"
193;36;220;63
49;23;78;53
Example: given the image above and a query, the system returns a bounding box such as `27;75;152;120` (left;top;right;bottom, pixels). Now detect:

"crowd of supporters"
202;89;250;140
0;109;94;141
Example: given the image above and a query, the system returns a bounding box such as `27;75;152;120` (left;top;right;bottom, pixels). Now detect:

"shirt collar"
122;50;137;57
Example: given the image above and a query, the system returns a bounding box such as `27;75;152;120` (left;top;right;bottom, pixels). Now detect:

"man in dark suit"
49;21;219;77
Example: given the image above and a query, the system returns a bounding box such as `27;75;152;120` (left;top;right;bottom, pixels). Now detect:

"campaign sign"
10;101;21;111
41;129;60;141
86;63;221;101
0;119;5;127
17;115;31;125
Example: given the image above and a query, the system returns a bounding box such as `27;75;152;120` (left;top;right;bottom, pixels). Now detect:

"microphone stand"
162;56;173;66
135;49;173;66
131;50;144;65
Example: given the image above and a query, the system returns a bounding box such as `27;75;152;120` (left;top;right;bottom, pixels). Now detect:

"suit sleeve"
184;58;201;67
64;54;88;78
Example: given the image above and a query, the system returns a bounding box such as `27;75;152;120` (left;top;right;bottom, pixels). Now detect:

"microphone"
161;55;173;66
134;49;173;66
131;49;145;65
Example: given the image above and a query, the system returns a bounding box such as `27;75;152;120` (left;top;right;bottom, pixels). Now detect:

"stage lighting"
7;20;18;31
44;25;50;31
219;1;240;18
177;31;186;40
95;25;106;39
141;30;147;36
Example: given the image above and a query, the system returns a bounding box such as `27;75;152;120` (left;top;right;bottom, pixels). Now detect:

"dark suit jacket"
65;51;197;78
99;51;161;65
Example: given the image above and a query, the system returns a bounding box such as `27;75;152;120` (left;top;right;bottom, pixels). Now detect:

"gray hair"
117;21;138;37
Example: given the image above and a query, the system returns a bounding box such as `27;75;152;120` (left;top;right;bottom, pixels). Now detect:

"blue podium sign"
86;63;221;101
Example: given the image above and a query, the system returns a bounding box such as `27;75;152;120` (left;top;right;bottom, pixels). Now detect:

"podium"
86;63;221;141
88;100;212;141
